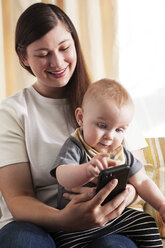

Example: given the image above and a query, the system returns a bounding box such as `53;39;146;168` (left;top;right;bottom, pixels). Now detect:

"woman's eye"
61;46;70;51
36;53;49;58
97;123;107;129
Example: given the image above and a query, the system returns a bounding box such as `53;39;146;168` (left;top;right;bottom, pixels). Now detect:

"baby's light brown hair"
82;78;134;109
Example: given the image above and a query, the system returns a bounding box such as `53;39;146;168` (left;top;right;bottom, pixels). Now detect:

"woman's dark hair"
15;3;91;127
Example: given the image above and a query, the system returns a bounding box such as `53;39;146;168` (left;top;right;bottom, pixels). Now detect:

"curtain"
0;0;6;99
117;0;165;138
1;0;164;139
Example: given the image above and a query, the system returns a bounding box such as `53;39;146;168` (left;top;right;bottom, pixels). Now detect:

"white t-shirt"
0;85;147;228
0;86;74;228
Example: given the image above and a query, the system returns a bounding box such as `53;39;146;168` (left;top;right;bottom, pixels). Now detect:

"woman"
0;3;140;248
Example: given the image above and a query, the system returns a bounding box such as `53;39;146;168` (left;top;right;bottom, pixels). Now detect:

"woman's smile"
47;66;68;78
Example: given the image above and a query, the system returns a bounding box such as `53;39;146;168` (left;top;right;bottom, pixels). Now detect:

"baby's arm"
56;153;115;189
129;169;165;222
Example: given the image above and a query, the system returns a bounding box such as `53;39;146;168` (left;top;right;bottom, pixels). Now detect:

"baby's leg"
116;208;163;248
52;208;163;248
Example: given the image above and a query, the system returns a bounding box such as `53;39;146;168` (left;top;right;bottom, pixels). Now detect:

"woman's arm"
0;163;61;230
0;162;131;232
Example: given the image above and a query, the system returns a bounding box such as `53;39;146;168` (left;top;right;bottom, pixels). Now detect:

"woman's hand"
59;179;131;232
125;183;140;207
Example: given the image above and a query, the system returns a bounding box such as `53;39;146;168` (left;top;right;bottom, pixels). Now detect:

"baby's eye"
116;128;124;133
97;123;107;129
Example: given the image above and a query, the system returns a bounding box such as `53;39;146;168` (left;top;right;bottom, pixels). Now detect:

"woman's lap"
0;221;138;248
0;221;56;248
88;234;138;248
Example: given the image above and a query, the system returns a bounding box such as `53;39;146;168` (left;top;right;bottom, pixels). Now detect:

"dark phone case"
96;164;130;205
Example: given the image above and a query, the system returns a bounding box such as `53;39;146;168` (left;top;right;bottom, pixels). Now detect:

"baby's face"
81;98;134;153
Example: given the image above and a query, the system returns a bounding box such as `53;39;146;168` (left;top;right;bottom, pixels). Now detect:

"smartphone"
96;164;130;205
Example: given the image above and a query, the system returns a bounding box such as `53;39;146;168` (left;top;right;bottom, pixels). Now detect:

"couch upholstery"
134;137;165;246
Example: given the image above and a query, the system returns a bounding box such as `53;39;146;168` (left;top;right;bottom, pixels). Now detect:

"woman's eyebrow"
34;48;49;51
34;39;71;51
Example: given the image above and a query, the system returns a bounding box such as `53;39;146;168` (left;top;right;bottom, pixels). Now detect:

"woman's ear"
20;55;29;66
75;107;83;127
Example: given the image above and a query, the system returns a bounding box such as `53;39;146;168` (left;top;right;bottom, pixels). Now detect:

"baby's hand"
87;153;112;178
159;202;165;223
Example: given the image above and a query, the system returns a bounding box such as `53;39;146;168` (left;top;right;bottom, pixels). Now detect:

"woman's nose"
49;52;63;68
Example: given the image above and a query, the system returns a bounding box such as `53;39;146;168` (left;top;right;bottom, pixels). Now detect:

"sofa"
0;137;165;246
131;137;165;246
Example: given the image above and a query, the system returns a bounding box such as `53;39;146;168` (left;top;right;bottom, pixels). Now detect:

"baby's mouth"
99;141;112;147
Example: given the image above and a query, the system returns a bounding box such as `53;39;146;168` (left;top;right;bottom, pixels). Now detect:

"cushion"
143;137;165;237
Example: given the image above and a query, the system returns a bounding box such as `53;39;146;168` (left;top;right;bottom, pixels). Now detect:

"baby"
51;78;164;248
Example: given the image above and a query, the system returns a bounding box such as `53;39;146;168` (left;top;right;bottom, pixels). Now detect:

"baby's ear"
75;107;83;127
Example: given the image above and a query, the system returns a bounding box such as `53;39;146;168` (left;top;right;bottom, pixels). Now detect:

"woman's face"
23;21;77;98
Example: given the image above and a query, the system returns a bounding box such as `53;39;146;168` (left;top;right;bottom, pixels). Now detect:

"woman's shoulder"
0;85;69;127
0;86;34;109
0;87;33;130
